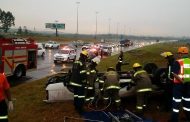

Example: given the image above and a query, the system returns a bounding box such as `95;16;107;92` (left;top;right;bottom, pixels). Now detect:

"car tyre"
73;56;76;62
41;52;45;57
143;63;158;75
153;68;168;87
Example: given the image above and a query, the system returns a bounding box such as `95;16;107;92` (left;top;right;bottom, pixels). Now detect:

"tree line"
0;8;15;33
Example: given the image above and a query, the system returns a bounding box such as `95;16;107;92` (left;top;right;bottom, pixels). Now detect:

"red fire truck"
0;38;38;78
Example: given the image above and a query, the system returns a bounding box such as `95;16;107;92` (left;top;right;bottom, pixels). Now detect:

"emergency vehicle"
54;46;76;63
0;38;38;78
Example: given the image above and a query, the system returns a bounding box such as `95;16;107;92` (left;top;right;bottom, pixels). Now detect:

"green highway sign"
45;23;65;29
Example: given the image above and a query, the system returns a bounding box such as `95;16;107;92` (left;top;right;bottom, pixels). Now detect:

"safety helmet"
160;52;173;58
178;47;189;54
107;67;115;71
81;50;88;56
133;63;142;68
92;57;100;64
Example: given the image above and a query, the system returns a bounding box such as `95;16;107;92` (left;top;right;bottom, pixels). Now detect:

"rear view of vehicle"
36;43;46;57
101;46;112;56
45;40;60;49
54;47;76;63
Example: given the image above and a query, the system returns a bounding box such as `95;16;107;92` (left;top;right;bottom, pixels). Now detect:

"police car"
53;47;76;63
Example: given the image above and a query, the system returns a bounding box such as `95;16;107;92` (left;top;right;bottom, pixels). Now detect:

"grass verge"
9;41;189;122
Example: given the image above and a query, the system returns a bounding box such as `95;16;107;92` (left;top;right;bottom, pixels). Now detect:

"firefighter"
160;52;175;111
166;47;190;122
116;51;123;72
0;73;13;122
70;50;88;114
85;57;100;103
103;67;121;109
119;63;152;116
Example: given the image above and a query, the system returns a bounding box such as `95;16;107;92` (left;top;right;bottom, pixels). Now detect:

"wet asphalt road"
8;40;162;85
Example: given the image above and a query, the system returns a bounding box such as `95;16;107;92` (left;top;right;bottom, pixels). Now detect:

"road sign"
45;23;65;29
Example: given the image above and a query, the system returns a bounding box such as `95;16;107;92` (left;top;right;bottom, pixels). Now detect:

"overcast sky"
1;0;190;37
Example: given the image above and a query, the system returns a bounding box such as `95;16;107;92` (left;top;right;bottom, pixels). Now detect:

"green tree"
17;26;22;35
0;10;15;33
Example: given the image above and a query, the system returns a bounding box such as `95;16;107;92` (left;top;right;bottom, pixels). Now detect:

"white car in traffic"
54;47;76;63
45;41;60;49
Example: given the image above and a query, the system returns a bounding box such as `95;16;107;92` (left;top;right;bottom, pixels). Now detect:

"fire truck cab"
0;38;37;78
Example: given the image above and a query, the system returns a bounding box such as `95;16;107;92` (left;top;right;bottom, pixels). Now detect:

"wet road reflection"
9;40;169;84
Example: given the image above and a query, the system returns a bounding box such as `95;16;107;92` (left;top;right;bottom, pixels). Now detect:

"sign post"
45;23;65;37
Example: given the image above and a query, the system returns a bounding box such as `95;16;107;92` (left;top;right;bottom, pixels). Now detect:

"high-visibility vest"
174;58;190;83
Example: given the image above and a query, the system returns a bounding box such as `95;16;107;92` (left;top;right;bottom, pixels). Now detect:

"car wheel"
153;68;168;87
67;58;70;63
67;85;74;93
73;56;76;62
41;52;45;57
143;63;158;75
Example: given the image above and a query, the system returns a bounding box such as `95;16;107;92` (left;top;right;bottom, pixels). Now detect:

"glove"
8;101;14;111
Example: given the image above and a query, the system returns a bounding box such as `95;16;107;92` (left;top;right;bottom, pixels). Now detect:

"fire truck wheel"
14;65;25;78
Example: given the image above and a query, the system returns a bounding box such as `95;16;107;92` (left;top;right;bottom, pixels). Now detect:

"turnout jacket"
132;70;152;92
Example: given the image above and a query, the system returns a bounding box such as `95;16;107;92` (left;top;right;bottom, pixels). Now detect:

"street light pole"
95;11;99;39
76;2;80;38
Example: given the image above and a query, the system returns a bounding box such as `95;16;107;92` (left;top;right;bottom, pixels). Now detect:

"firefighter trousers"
171;83;190;122
0;100;8;122
104;88;121;108
85;88;94;103
73;86;85;112
136;91;151;113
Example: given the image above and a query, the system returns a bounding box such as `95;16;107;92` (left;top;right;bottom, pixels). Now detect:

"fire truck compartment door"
4;50;13;75
28;50;37;69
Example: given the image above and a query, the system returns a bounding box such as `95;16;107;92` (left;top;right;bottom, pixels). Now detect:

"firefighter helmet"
178;47;189;54
133;63;142;68
160;52;173;58
81;50;88;56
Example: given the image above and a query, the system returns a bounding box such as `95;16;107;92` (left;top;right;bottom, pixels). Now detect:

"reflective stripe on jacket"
0;115;8;120
104;71;120;90
105;85;120;90
174;58;190;83
132;69;152;93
